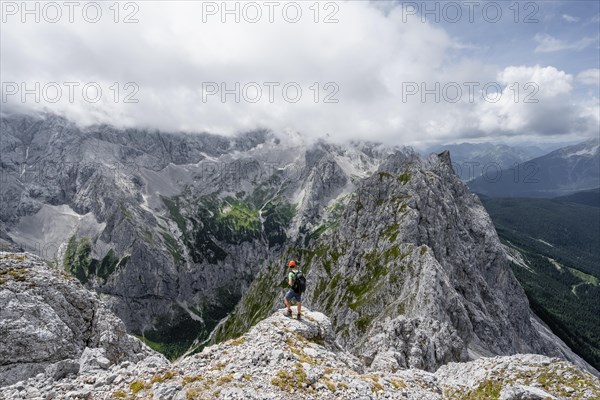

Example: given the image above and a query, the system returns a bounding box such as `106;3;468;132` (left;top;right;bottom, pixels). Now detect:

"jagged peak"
436;150;453;168
231;128;274;151
424;149;459;178
376;146;422;175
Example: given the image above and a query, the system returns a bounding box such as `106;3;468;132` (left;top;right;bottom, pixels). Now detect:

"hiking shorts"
285;290;302;303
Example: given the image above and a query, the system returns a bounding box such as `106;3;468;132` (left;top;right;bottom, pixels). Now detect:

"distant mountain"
554;188;600;208
481;196;600;369
468;139;600;198
422;142;548;181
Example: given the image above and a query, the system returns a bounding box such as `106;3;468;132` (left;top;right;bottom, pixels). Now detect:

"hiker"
284;260;305;320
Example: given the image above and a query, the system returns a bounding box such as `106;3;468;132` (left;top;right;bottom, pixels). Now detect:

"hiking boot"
296;313;302;320
285;309;292;317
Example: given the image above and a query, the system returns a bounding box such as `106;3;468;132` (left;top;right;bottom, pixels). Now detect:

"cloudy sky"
1;0;599;146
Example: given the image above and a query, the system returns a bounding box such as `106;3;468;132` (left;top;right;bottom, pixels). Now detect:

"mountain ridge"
0;112;400;358
468;138;600;198
1;252;599;399
213;149;595;374
422;142;549;181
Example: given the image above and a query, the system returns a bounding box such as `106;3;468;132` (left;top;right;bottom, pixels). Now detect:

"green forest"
482;197;600;370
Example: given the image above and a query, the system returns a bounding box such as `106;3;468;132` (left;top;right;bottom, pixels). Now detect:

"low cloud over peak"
2;1;598;146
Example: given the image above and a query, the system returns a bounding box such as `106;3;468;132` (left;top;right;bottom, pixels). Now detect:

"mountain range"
0;112;397;358
467;139;600;198
1;112;598;393
422;142;550;182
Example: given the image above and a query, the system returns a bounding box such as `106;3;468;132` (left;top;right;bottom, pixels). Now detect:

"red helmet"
288;260;296;268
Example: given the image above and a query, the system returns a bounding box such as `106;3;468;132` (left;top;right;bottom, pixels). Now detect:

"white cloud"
499;66;573;97
475;66;597;138
1;2;598;145
577;69;600;86
562;14;579;23
534;33;597;53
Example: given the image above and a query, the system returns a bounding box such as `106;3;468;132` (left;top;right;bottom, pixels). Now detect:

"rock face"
215;149;596;375
1;299;599;399
0;113;291;355
0;252;158;387
0;112;390;355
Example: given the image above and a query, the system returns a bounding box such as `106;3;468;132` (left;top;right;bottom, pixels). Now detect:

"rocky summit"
1;252;600;399
213;148;595;375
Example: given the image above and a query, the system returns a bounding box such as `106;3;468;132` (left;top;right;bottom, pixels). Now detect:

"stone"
46;361;80;381
499;385;557;400
0;119;599;399
79;348;110;373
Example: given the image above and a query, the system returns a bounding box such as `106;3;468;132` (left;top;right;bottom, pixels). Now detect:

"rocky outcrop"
215;149;596;375
0;113;395;357
361;316;468;372
0;256;597;398
1;303;598;399
0;252;158;387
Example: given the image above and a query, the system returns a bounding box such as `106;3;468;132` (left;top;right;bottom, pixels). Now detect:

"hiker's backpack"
292;271;306;294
